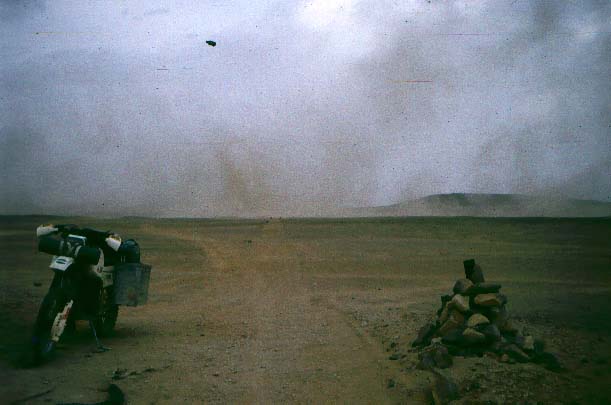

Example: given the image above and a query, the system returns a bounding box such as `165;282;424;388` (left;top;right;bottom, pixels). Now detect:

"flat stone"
469;283;502;295
437;311;465;337
448;294;469;313
467;313;490;328
474;293;507;307
453;278;473;295
462;328;486;345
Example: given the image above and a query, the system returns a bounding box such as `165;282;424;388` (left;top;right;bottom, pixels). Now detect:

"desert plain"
1;215;610;403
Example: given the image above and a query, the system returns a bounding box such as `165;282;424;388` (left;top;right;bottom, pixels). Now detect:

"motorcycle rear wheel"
95;287;119;337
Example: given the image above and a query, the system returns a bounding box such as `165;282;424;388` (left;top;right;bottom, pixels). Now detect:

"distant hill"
342;193;611;217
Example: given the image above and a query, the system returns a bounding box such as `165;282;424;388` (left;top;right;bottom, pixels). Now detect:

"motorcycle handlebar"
38;236;101;265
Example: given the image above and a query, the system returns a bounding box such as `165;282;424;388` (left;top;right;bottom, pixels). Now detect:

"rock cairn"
412;259;562;372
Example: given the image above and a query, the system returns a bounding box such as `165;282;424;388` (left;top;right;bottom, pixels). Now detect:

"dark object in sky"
206;40;216;47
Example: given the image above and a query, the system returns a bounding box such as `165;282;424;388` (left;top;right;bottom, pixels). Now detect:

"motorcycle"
31;224;149;363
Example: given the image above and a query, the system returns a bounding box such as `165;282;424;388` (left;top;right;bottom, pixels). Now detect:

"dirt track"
1;216;610;403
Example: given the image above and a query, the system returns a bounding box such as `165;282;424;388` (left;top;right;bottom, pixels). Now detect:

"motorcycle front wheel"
32;283;66;363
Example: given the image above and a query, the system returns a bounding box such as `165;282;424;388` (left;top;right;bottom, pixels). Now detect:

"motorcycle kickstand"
88;320;110;353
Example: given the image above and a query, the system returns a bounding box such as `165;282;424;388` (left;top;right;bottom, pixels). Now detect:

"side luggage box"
113;263;152;306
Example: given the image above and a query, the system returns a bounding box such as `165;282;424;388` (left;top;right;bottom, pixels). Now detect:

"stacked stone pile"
412;259;562;372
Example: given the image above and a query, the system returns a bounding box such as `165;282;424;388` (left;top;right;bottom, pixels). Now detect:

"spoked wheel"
94;287;119;337
32;286;66;364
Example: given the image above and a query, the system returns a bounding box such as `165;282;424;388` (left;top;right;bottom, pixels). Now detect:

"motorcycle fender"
49;256;74;271
50;300;74;342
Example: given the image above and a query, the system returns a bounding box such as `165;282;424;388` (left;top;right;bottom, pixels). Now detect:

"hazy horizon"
2;1;610;217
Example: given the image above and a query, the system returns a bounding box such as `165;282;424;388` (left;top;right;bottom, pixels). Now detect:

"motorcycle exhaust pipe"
38;237;101;265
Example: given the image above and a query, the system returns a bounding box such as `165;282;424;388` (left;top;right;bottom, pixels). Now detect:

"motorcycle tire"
32;285;66;364
95;287;119;337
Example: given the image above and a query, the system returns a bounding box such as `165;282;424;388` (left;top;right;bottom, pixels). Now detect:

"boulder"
416;351;435;370
474;293;507;307
479;323;501;342
487;306;515;335
429;370;459;404
489;339;505;353
510;333;525;347
418;343;453;370
499;318;517;335
533;338;545;355
441;328;464;345
441;294;453;306
412;321;436;347
432;345;453;369
452;278;473;295
448;294;469;313
487;305;506;323
437;311;465;337
462;328;486;345
504;344;530;363
463;259;485;283
535;352;564;372
466;313;490;328
437;295;452;317
438;305;450;324
521;335;535;352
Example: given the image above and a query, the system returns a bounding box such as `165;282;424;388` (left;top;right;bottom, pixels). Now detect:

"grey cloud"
1;0;609;216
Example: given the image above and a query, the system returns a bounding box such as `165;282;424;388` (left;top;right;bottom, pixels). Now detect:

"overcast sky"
1;0;610;217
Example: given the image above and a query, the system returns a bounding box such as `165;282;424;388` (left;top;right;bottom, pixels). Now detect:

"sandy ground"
1;216;610;404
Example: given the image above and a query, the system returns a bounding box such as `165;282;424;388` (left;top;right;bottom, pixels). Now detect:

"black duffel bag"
118;239;140;263
38;236;101;265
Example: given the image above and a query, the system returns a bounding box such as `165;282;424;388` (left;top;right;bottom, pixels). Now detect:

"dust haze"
1;1;610;217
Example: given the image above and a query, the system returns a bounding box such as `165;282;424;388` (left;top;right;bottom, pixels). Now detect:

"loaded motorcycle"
32;224;150;363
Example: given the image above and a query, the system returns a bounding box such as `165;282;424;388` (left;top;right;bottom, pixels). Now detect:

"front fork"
50;299;74;342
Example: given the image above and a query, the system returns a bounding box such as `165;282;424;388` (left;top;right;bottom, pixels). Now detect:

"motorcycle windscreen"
49;256;74;271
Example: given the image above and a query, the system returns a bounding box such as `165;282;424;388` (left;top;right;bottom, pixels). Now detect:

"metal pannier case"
113;262;152;306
